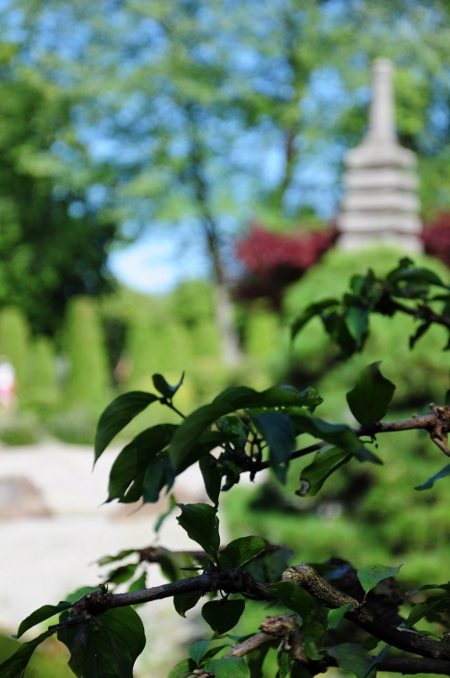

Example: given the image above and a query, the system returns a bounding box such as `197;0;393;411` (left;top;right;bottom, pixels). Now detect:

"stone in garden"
0;476;51;519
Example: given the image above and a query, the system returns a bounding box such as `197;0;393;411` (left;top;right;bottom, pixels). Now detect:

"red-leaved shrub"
422;212;450;268
234;223;335;307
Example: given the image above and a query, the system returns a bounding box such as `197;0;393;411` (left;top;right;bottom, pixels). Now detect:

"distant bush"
0;306;30;396
62;297;110;411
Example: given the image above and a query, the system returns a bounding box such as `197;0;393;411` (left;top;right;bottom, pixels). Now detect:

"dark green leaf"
204;657;250;678
152;373;184;399
105;563;138;586
200;454;222;506
327;602;354;629
0;629;54;677
405;596;450;628
173;590;202;618
365;644;391;677
327;643;374;678
291;299;339;339
98;550;138;566
58;607;145;678
142;451;175;503
346;362;395;431
95;392;159;463
247;644;270;676
202;599;245;634
168;658;197;678
16;602;72;638
107;424;176;503
277;650;291;678
169;386;323;473
409;321;431;349
219;536;266;569
154;494;178;534
128;571;146;593
297;447;351;497
189;639;210;666
268;582;316;618
169;404;230;473
415;463;450;490
357;564;402;595
177;503;220;560
387;263;445;288
345;305;369;348
252;412;296;484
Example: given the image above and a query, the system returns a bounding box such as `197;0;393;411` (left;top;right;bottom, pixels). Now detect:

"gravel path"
0;440;210;635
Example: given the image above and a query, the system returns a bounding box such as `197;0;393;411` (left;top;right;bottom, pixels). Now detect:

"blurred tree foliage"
6;0;450;353
0;38;118;336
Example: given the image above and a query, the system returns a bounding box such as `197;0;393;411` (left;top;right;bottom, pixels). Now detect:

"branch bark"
283;564;450;661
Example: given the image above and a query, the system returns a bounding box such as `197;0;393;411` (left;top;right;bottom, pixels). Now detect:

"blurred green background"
2;1;450;676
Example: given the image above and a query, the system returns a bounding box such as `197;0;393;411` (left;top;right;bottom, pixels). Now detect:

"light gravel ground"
0;440;211;636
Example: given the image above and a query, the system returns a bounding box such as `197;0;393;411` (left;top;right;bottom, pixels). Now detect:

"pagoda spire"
337;58;422;252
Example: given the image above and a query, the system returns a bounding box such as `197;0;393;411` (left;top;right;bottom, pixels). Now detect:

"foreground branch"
240;405;450;477
67;569;272;622
283;564;450;661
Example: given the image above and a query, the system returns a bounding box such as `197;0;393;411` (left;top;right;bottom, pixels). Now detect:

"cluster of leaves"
422;211;450;269
4;260;450;677
235;224;335;308
292;256;450;357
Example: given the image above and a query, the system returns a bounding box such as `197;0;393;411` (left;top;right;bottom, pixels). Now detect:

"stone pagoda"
337;58;422;252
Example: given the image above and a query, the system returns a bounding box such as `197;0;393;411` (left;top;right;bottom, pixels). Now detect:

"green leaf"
327;602;354;629
357;564;402;595
204;657;250;678
387;263;445;288
168;658;197;678
169;386;323;473
202;599;245;634
169;404;230;472
346;362;395;431
152;373;184;399
154;494;178;534
0;629;54;677
107;425;176;503
58;607;146;678
173;590;202;618
189;639;210;665
142;452;175;503
415;463;450;490
200;454;222;506
177;503;220;559
129;571;146;593
277;650;291;678
327;643;374;678
252;412;296;483
297;447;351;496
98;550;138;566
219;536;266;569
345;305;369;348
291;299;339;339
105;563;138;585
268;582;316;618
95;392;159;463
16;601;72;638
405;596;450;628
247;645;270;676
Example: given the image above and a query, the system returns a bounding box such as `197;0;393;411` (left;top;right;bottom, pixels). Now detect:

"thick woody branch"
282;564;450;661
67;569;272;621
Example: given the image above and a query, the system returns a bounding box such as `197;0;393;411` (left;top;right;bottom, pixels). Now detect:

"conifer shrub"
0;306;30;398
62;297;110;412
